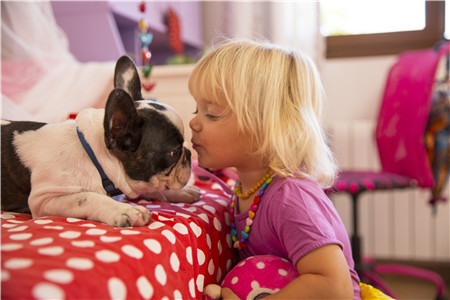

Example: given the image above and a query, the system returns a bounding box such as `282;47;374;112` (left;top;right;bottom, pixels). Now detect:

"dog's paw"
111;204;151;227
155;185;202;203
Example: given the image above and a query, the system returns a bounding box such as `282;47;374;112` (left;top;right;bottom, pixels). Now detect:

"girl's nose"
189;115;200;132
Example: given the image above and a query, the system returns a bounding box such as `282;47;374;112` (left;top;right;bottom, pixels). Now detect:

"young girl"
189;39;361;299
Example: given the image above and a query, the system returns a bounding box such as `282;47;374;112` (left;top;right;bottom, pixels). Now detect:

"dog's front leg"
35;192;151;227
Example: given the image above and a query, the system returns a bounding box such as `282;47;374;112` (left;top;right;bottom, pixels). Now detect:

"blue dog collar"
76;127;123;197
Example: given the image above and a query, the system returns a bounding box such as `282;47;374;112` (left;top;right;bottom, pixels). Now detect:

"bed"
1;165;236;299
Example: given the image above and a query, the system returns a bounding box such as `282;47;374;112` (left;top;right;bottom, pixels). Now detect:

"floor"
363;263;450;300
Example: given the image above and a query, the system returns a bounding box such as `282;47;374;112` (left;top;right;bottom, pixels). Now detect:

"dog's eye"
168;147;182;160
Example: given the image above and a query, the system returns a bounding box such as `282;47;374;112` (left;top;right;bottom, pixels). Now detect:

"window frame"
325;1;446;58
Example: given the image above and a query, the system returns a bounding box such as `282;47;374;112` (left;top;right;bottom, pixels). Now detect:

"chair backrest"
375;43;449;188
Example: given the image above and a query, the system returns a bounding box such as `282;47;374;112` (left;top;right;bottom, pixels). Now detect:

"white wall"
321;55;398;125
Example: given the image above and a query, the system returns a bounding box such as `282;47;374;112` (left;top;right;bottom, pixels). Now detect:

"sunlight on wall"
320;0;425;36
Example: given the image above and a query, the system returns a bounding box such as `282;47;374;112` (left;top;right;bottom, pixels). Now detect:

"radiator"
328;120;450;262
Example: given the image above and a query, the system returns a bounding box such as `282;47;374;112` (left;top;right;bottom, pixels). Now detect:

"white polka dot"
4;258;33;269
174;290;182;299
203;205;216;214
44;269;74;284
1;213;16;219
100;236;122;243
161;230;176;244
120;229;140;235
8;225;28;232
59;231;81;239
197;249;206;266
2;223;18;228
66;258;93;270
96;250;120;263
9;233;32;240
208;259;215;275
216;268;222;283
213;183;226;190
206;234;212;249
256;262;266;269
143;239;161;254
32;282;65;300
196;274;204;292
155;265;167;286
80;223;96;227
185;207;198;212
226;234;232;247
279;268;288;276
66;218;82;223
1;269;10;281
86;228;106;235
176;212;191;219
6;219;24;224
198;213;209;223
173;223;188;235
43;225;64;230
188;278;195;298
231;276;239;284
158;215;174;222
34;219;53;225
122;245;143;259
30;237;53;246
170;252;180;272
71;240;95;248
137;276;154;299
216;199;228;207
213;217;222;231
148;221;165;229
250;280;261;289
186;247;193;265
38;246;64;256
108;277;127;300
224;212;230;226
1;243;23;251
226;259;232;271
217;240;223;254
189;222;202;237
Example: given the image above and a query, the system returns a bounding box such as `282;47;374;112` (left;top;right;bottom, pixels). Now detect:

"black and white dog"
1;56;200;227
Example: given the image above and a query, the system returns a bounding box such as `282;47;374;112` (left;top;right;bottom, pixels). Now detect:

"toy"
204;255;299;300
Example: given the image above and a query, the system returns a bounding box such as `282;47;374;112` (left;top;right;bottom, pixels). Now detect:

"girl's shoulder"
271;175;323;195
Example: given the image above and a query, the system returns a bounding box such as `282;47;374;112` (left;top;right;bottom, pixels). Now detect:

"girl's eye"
206;114;219;120
193;108;198;115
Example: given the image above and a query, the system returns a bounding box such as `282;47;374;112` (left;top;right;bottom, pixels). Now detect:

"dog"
1;56;200;227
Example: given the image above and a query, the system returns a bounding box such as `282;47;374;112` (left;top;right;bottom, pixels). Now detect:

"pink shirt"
233;176;361;299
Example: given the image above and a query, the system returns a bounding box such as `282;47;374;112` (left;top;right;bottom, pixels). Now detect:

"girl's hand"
221;287;240;300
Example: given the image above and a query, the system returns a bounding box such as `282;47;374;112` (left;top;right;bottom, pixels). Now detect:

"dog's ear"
114;56;143;101
104;88;143;152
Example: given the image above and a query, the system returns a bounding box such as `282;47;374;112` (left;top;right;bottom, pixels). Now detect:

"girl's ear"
103;88;142;152
113;56;143;101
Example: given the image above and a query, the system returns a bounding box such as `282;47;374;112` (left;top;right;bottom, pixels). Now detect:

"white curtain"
1;1;114;123
202;1;324;66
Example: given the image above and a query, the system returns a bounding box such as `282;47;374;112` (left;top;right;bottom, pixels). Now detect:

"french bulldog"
1;56;200;227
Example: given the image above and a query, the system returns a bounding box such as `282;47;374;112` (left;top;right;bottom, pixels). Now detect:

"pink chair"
327;42;449;300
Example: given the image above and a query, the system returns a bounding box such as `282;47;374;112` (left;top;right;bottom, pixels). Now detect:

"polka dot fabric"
1;168;235;300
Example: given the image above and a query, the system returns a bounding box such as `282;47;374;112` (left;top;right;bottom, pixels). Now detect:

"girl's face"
189;97;259;171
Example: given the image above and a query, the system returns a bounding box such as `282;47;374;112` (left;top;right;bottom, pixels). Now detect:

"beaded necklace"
230;170;274;250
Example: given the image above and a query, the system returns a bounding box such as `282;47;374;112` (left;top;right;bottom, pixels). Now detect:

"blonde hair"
189;39;337;188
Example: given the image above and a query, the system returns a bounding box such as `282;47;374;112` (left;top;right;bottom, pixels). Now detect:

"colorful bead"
229;170;274;250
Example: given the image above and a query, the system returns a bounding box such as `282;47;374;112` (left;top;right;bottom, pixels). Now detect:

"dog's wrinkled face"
104;56;192;199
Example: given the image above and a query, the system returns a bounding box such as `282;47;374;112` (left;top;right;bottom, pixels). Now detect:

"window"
321;1;446;58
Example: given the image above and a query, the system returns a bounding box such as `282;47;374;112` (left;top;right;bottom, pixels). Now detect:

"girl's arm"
268;244;354;299
221;244;354;299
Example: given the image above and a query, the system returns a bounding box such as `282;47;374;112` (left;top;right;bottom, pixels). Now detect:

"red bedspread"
1;169;235;299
